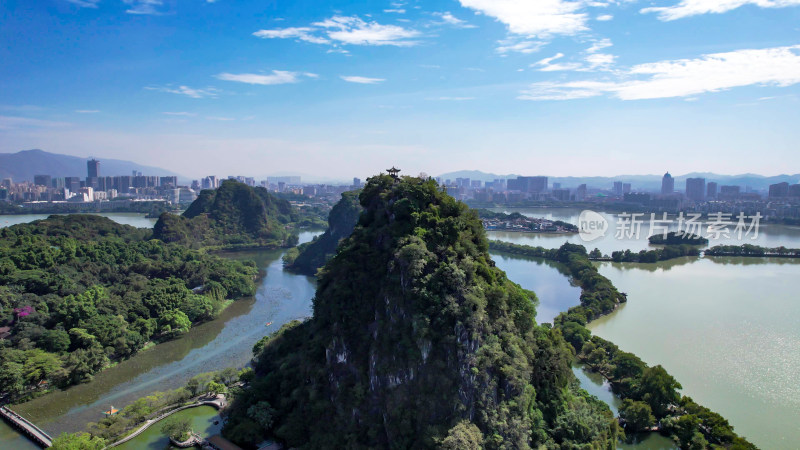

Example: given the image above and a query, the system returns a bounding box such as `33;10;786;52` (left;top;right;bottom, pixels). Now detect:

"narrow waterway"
0;225;321;447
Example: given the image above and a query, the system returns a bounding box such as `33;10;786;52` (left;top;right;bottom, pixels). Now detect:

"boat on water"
266;322;273;326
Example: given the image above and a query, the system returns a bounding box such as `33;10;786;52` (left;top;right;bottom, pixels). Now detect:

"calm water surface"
491;252;581;324
115;405;222;450
588;257;800;449
488;207;800;255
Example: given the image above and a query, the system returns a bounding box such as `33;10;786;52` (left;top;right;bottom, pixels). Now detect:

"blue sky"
1;0;799;180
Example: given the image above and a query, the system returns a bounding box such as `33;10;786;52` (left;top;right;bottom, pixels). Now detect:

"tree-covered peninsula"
283;189;362;275
0;215;257;400
153;180;299;250
224;175;618;449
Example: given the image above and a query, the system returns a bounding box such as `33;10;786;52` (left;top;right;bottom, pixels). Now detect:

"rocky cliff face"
224;175;617;449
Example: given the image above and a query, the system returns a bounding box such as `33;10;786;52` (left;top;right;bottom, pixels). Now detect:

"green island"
0;214;258;402
705;244;800;257
489;239;756;449
153;179;324;251
648;231;709;246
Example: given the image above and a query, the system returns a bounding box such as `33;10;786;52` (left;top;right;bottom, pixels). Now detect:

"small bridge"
0;405;53;448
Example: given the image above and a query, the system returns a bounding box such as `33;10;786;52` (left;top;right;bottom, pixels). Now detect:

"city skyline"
1;0;799;178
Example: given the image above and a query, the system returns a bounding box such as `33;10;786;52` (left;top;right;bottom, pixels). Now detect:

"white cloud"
216;71;314;85
145;85;219;99
253;27;331;45
459;0;588;38
163;112;197;116
496;38;546;54
123;0;164;15
433;12;477;28
584;52;616;70
586;38;612;53
596;14;613;21
384;9;406;13
0;116;70;130
642;0;800;20
75;109;100;113
340;76;386;84
314;16;421;46
532;53;584;71
65;0;101;7
254;16;420;47
520;45;800;100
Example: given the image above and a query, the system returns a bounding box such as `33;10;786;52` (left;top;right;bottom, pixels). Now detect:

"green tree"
207;380;226;395
0;361;25;395
639;365;682;417
51;432;106;450
39;329;71;353
161;417;192;442
619;399;655;432
440;421;483;450
247;401;276;430
159;309;191;337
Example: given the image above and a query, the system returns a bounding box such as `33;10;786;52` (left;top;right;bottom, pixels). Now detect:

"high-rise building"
685;177;706;202
64;176;81;193
87;159;100;179
707;182;718;199
33;175;52;187
623;183;632;194
719;185;740;199
768;182;789;198
576;184;587;201
552;189;570;201
161;176;178;187
613;181;623;196
661;172;674;195
353;177;362;188
789;184;800;198
511;176;548;193
552;182;561;189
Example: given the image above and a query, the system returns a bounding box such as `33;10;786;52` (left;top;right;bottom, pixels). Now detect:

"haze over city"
2;0;800;178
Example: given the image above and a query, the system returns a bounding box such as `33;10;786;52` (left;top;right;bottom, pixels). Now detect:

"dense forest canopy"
0;215;257;399
224;175;618;449
284;190;362;275
153;180;299;250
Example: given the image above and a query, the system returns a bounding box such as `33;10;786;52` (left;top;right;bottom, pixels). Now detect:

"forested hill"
0;215;257;400
153;180;297;250
284;190;362;275
223;175;618;449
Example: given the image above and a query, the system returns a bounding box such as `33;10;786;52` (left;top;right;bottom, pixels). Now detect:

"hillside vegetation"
153;180;298;250
223;175;618;449
0;215;257;400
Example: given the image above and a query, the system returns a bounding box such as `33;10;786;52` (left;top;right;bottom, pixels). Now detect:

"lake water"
491;252;582;324
588;257;800;449
116;405;222;450
487;207;800;256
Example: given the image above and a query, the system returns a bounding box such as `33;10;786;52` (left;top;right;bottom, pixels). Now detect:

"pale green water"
588;257;800;449
115;405;222;450
488;207;800;256
0;212;158;229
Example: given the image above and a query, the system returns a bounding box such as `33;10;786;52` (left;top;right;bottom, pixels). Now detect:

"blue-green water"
115;405;222;450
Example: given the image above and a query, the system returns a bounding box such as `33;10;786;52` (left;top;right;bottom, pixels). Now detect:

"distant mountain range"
0;149;182;182
437;170;800;192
